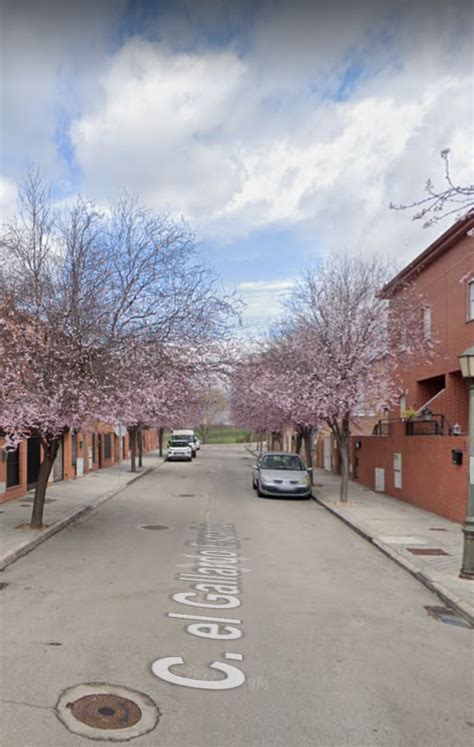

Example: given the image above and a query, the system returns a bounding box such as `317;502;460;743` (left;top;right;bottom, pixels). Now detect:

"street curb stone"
0;461;163;572
312;493;474;627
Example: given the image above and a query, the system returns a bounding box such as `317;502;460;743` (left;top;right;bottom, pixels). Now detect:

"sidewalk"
0;450;165;571
312;467;474;625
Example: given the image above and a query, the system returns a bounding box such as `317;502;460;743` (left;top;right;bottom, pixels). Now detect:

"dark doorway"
98;434;103;468
6;447;20;488
27;437;41;489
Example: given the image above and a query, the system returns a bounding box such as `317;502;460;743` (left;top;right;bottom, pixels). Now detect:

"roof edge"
381;211;474;298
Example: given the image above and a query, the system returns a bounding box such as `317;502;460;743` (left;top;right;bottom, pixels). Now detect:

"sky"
0;0;473;332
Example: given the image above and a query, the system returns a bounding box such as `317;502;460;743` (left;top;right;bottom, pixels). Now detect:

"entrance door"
27;437;41;489
53;438;64;482
6;448;20;488
98;434;103;468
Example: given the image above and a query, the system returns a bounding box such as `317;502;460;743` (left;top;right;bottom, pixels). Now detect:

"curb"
312;493;474;627
0;460;163;572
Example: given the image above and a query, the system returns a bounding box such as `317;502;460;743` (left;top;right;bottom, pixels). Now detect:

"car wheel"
252;479;257;490
257;483;265;497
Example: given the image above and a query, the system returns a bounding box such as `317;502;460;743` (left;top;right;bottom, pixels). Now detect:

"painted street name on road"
152;521;248;690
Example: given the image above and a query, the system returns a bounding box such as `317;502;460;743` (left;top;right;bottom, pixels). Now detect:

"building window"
423;306;431;340
6;447;20;488
468;280;474;321
104;433;112;460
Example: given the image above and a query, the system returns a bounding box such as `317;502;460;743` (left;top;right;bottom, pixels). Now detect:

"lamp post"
458;345;474;579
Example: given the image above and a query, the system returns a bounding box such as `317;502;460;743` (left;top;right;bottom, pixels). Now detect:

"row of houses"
0;426;159;503
314;213;473;523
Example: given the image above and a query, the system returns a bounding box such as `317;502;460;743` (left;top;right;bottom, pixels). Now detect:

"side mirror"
252;464;259;470
307;467;313;474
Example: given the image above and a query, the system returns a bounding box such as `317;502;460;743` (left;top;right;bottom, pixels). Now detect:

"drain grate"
56;683;160;741
177;494;196;497
425;606;472;628
429;528;448;532
407;547;449;556
139;524;170;531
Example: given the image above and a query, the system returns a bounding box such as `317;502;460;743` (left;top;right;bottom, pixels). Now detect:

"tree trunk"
129;426;137;473
30;438;59;529
302;427;313;471
158;427;164;457
339;417;350;503
295;430;302;455
138;427;143;468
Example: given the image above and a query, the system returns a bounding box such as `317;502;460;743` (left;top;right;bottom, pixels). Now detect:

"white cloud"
0;176;18;222
238;279;295;330
1;0;472;288
64;1;473;270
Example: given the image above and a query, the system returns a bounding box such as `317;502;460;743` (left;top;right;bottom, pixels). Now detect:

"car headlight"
260;477;272;486
299;476;310;485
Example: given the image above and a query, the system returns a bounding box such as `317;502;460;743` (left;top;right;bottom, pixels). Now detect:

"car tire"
252;479;257;490
257;483;265;497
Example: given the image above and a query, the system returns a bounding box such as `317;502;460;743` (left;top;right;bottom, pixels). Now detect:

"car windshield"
169;440;189;447
260;455;306;471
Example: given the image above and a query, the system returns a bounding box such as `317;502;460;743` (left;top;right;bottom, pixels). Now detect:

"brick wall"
354;421;468;522
0;426;158;504
389;231;473;424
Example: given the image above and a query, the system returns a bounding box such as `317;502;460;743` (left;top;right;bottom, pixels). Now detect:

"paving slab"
0;451;165;571
312;467;474;625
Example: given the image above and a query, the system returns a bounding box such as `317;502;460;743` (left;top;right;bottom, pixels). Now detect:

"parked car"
171;430;199;457
167;439;193;462
252;451;312;498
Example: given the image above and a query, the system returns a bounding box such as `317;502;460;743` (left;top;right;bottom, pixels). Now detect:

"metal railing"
405;414;446;436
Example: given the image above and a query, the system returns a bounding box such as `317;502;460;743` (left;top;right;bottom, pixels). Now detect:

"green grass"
196;425;252;444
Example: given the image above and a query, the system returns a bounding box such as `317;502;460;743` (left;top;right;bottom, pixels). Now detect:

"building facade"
352;214;474;522
0;426;159;504
315;214;474;522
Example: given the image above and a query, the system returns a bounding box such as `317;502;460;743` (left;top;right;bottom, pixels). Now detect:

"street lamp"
459;345;474;579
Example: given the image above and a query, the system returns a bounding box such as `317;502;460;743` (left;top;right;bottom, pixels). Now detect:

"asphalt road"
0;445;472;747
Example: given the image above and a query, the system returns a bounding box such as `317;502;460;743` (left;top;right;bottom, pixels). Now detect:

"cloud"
0;0;125;183
0;176;18;222
1;0;472;322
238;279;295;330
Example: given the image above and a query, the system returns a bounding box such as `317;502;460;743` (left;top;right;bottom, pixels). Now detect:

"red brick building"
0;426;159;504
316;214;474;522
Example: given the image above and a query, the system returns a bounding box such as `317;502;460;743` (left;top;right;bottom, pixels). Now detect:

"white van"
171;430;200;457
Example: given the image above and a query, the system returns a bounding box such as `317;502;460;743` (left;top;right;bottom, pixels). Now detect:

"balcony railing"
372;419;397;435
405;414;446;436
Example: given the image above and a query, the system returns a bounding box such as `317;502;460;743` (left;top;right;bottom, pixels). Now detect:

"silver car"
252;451;312;499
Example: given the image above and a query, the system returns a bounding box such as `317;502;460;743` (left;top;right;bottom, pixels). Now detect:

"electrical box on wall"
451;449;463;466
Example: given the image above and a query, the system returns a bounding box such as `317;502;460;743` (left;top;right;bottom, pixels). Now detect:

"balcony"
405;413;446;436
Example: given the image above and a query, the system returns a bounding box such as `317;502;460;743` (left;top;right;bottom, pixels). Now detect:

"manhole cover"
56;683;160;741
139;524;171;531
425;606;472;628
68;693;142;729
407;547;449;556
